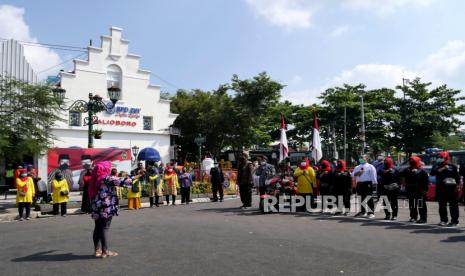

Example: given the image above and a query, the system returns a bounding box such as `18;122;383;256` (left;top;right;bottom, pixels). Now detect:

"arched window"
107;64;122;100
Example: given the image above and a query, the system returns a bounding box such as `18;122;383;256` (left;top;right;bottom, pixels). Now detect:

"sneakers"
447;222;459;227
384;216;391;220
363;213;369;218
438;221;448;227
391;216;397;221
344;212;350;216
25;217;31;220
354;212;364;217
368;214;375;219
409;218;416;223
416;219;427;224
18;217;24;221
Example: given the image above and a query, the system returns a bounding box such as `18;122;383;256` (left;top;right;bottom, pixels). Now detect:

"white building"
37;27;178;183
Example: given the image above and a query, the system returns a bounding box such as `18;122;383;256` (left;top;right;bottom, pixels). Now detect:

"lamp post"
360;92;367;155
52;87;120;148
132;145;140;165
194;134;206;168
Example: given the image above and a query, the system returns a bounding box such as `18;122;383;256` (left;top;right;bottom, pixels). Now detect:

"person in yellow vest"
294;158;317;212
128;171;143;209
164;166;179;205
5;163;15;189
52;172;70;216
16;169;35;221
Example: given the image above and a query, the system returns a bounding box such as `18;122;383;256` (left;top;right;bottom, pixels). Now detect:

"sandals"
95;249;102;258
101;250;118;258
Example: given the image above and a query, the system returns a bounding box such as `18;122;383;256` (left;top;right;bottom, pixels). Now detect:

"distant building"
0;39;38;83
37;27;178;188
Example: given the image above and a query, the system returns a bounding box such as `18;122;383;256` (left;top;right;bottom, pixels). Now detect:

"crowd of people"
8;150;465;258
237;151;463;227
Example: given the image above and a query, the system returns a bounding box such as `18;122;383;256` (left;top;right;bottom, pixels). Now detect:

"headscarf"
19;169;28;181
336;160;346;173
299;158;309;170
320;160;332;172
88;161;111;199
409;156;422;169
165;166;176;175
384;157;394;170
438;151;450;166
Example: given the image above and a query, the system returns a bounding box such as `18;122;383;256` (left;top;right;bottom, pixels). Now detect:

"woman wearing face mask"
399;156;429;223
16;169;35;220
318;160;333;212
430;152;460;227
379;157;399;220
294;158;316;212
52;171;70;216
332;160;352;216
164;166;179;205
351;155;378;218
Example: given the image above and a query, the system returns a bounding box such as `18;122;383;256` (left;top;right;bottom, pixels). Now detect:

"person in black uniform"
318;159;333;212
400;156;429;223
332;160;352;216
378;157;400;220
431;151;460;227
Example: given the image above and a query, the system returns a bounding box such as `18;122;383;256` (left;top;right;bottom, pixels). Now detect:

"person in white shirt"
351;155;378;218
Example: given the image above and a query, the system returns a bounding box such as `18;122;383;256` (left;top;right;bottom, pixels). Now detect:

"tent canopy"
137;147;161;162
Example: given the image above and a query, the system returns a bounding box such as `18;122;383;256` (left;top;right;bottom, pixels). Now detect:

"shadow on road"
11;250;95;262
441;235;465;243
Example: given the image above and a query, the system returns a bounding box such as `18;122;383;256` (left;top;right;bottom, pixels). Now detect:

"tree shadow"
11;250;95;262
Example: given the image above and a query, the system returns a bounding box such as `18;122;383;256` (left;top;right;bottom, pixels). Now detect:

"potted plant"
92;129;103;139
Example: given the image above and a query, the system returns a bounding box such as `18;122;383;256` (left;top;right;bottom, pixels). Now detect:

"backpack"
131;181;140;193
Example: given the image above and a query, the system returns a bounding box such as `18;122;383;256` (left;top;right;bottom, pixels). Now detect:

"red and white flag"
279;114;289;162
311;111;322;162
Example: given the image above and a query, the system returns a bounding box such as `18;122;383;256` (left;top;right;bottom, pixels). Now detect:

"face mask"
359;159;366;165
300;162;307;167
261;160;267;165
56;174;63;180
168;169;173;172
336;164;343;170
436;158;445;164
20;173;27;178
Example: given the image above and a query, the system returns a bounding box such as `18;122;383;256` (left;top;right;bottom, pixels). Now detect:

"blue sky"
2;0;465;104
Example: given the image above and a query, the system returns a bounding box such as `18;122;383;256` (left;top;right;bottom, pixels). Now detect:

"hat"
81;154;92;160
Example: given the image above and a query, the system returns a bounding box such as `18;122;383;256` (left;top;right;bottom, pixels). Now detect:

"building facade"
37;27;178;186
0;39;38;83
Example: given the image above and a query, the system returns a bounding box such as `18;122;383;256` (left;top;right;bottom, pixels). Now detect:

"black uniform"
400;167;429;222
431;163;460;224
210;166;224;202
332;170;352;213
379;168;400;219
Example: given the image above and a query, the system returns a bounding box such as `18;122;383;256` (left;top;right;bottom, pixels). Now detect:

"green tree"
392;78;465;155
0;77;63;162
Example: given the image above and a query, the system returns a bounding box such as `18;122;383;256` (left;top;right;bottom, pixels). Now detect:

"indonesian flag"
279;114;289;162
311;111;322;162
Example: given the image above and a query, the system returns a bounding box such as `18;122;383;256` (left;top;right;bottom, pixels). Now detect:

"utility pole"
332;123;338;159
360;93;366;155
343;105;347;162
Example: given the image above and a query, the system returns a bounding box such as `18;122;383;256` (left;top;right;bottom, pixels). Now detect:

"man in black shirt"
210;162;224;202
431;152;460;227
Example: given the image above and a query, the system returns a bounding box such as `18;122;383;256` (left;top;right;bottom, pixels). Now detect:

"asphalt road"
1;197;465;276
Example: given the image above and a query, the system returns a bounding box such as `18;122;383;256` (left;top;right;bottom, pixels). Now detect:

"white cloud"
284;39;465;105
330;25;350;37
291;75;302;83
341;0;434;17
0;5;61;79
245;0;316;30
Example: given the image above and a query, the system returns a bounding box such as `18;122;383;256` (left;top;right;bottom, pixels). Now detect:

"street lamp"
52;86;120;148
132;145;140;165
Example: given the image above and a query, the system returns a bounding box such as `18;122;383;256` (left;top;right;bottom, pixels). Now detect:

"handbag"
384;183;399;191
444;177;457;186
60;190;69;196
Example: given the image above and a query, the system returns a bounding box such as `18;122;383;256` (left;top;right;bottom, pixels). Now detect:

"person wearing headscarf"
351;155;378;218
80;168;93;213
16;169;35;220
147;164;161;207
52;171;70;216
294;158;316;212
128;170;143;210
89;161;131;258
48;154;74;191
431;152;460;227
164;166;179;205
378;157;400;220
179;167;193;204
318;159;333;212
400;156;429;223
332;160;352;216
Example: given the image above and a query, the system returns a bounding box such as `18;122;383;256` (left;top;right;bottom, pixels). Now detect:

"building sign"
98;119;137;126
106;105;141;118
